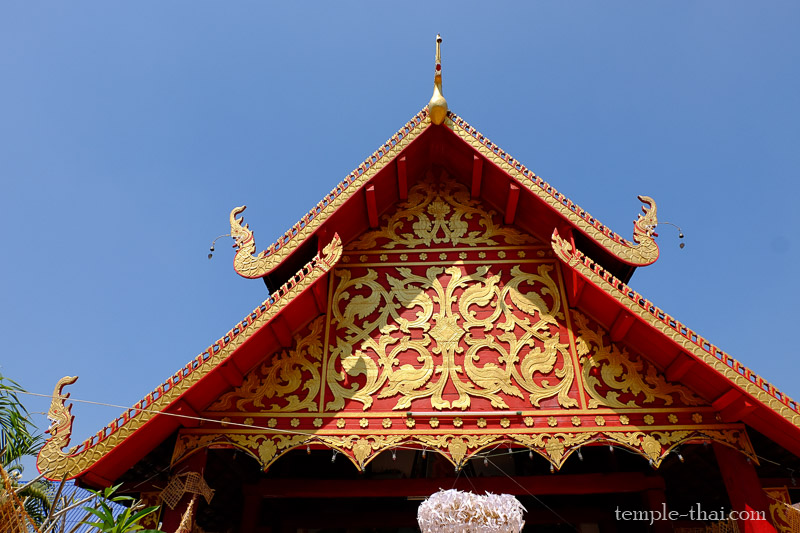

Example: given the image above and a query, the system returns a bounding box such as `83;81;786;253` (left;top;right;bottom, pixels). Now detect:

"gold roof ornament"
428;34;448;125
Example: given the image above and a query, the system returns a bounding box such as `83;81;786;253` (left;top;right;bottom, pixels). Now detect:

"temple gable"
188;174;752;474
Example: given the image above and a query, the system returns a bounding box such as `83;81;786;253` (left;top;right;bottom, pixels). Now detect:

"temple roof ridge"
34;42;800;483
229;107;660;281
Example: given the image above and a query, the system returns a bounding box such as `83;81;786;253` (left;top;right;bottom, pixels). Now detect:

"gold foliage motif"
603;432;666;462
209;317;325;412
700;429;757;460
603;428;756;467
510;433;594;468
350;174;537;250
172;433;310;470
416;434;501;466
228;434;309;468
764;487;799;533
326;262;577;411
572;311;702;409
170;434;218;466
317;435;405;468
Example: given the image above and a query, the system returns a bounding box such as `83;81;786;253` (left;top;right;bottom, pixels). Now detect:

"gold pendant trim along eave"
169;425;756;473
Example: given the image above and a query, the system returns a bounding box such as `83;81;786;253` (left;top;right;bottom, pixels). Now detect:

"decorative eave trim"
230;109;431;279
230;106;662;279
550;228;800;428
448;113;659;267
37;235;344;481
170;425;755;473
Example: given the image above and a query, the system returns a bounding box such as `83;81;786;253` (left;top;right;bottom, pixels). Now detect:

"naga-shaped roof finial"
428;34;448;125
37;375;78;479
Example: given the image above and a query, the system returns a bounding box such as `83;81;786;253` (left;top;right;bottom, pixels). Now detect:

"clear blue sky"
1;2;798;474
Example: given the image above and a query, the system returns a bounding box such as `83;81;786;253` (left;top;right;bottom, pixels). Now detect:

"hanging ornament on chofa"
417;489;526;533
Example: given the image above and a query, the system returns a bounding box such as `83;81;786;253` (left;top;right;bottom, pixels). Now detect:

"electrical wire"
484;456;580;532
21;390;800;494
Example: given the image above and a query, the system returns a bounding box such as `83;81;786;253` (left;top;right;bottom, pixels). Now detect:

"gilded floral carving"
572;311;702;409
416;434;501;466
209;317;325;412
317;435;405;468
350;175;537;250
326;261;576;411
510;433;593;467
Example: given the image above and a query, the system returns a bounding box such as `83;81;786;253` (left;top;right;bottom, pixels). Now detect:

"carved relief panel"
191;173;753;472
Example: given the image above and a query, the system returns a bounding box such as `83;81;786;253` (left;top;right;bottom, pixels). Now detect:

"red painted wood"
219;361;244;388
721;397;757;423
570;271;586;307
312;280;327;314
665;354;695;382
270;316;293;348
171;400;200;428
241;489;261;533
713;389;742;411
471;155;483;198
81;470;113;488
713;443;776;533
504;183;520;225
397;157;408;200
609;311;635;342
366;185;379;228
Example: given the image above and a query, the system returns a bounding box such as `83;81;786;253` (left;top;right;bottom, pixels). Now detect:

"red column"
240;484;261;533
160;448;209;532
713;443;775;533
643;488;672;533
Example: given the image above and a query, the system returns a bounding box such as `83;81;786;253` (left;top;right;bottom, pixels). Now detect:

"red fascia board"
267;125;434;277
564;259;800;456
76;274;329;486
442;126;631;272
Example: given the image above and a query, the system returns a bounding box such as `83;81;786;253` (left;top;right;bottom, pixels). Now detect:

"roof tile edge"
551;228;800;428
232;107;663;280
448;112;660;267
231;109;431;278
37;234;343;481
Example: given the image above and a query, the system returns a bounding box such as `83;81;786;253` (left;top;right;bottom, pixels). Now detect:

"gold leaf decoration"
416;434;501;466
318;435;405;468
351;173;537;250
511;433;593;467
448;437;468;466
352;438;372;466
209;317;325;412
326;261;577;411
572;311;702;408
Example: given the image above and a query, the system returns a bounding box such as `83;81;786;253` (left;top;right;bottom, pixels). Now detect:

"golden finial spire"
428;34;448;125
